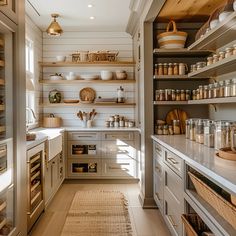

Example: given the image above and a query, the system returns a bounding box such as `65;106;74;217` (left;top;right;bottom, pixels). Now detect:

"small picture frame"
0;0;7;6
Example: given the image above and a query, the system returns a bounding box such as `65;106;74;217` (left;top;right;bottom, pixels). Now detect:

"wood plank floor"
29;182;171;236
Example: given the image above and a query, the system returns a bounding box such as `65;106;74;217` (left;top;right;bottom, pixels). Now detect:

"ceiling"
26;0;132;31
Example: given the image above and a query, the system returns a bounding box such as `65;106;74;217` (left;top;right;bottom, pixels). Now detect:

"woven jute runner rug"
61;190;133;236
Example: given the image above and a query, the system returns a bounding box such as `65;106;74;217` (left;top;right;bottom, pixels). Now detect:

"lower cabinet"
44;152;64;206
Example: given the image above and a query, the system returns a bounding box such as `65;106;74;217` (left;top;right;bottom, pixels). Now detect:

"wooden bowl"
217;147;236;161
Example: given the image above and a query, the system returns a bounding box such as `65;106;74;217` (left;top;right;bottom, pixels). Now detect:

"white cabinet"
0;0;17;24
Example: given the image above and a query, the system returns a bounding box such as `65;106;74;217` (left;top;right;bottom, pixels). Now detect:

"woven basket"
43;117;61;128
189;172;236;229
88;52;98;62
181;214;210;236
157;20;188;49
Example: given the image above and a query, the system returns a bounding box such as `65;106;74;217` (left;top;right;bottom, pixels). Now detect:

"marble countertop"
151;135;236;195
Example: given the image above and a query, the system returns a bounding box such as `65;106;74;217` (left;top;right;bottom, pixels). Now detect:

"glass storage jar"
207;57;213;66
157;125;163;135
213;82;219;98
225;47;233;58
168;63;173;75
214;121;232;150
231;78;236;97
163;63;168;75
159;90;165;101
199;85;204;99
190;64;197;73
203;85;208;99
208;84;214;99
224;79;231;97
163;125;169;135
173;120;181;135
185;90;191;101
185;120;190;139
176;90;181;101
218;51;225;61
171;90;176;101
196;89;200;100
189;119;197;141
219;80;225;97
165;89;172;101
195;119;206;144
213;54;219;63
204;120;215;148
192;90;197;100
180;90;186;101
168;125;174;135
173;63;179;75
155;90;160;101
158;63;163;75
154;64;158;76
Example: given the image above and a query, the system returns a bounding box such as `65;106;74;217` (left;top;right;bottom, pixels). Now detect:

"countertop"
151;135;236;195
27;126;141;150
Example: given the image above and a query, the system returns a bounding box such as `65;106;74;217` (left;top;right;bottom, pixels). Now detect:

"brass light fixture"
46;13;63;36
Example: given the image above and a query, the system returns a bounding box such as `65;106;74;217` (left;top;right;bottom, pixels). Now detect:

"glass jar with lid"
189;119;197;141
154;64;158;76
180;90;186;101
213;54;219;63
207;56;213;66
196;89;200;100
208;84;214;99
173;63;179;75
214;121;232;150
224;79;231;97
219;80;225;97
176;90;181;101
163;63;168;75
185;90;191;101
173;120;181;135
185;120;190;139
225;47;233;58
165;89;172;101
192;90;197;100
171;89;176;101
155;90;160;101
159;90;165;101
195;119;206;144
218;51;225;61
213;82;219;98
168;63;173;75
231;78;236;97
199;85;204;99
163;125;169;135
203;85;208;99
158;63;163;75
204;120;215;148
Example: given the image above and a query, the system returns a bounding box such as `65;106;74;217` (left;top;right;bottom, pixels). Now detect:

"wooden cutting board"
166;109;188;134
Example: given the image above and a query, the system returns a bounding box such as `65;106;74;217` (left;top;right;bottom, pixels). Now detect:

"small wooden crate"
43;117;61;128
189;172;236;229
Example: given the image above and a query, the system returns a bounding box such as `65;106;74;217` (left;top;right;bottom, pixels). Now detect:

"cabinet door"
52;156;60;193
154;172;164;213
44;160;53;205
0;0;17;24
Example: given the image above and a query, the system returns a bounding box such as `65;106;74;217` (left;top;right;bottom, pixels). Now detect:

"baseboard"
138;193;158;209
63;179;139;184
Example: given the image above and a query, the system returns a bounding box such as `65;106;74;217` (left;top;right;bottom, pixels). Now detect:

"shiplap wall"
26;15;43;125
42;31;135;127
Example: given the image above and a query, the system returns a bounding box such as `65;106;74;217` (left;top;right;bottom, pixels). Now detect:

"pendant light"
46;13;63;36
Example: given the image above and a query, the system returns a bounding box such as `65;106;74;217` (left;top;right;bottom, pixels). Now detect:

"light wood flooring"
29;181;171;236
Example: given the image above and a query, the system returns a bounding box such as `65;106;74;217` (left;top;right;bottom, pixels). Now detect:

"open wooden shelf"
153;75;209;81
154;101;189;105
153;49;212;57
188;55;236;77
39;61;135;67
188;12;236;50
40;79;135;84
41;103;136;108
189;97;236;104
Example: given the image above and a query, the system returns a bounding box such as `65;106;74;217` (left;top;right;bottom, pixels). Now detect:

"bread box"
43;114;61;128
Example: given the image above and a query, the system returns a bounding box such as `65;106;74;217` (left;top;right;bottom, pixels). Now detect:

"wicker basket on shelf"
88;52;98;62
188;171;236;229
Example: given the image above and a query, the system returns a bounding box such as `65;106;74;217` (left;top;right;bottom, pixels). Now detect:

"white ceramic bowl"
100;71;113;80
65;74;77;80
219;11;233;22
80;74;99;80
210;19;220;30
50;75;63;80
56;55;66;62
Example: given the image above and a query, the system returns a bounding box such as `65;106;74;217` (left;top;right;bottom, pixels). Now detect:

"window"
26;38;37;127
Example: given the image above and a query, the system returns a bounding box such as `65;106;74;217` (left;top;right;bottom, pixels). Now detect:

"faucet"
26;107;36;125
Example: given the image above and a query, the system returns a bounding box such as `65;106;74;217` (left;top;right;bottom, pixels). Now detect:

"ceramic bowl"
56;55;66;62
116;70;127;80
210;19;220;30
100;70;113;80
50;75;63;80
219;11;233;22
65;74;77;80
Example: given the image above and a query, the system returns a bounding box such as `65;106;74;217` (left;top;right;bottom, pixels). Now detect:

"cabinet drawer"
68;141;101;157
102;140;136;159
164;150;183;177
164;186;182;236
102;159;136;178
153;142;163;161
68;132;100;141
154;172;164;212
164;164;183;202
154;158;163;178
102;132;134;141
67;158;102;177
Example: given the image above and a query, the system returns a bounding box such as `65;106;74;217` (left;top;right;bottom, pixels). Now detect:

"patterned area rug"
61;191;133;236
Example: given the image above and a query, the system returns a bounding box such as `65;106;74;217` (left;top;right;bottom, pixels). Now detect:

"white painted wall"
25;15;43;125
41;31;136;127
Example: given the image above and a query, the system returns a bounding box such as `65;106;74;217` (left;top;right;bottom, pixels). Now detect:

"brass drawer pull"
167;157;178;165
109;167;129;171
167;215;178;227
